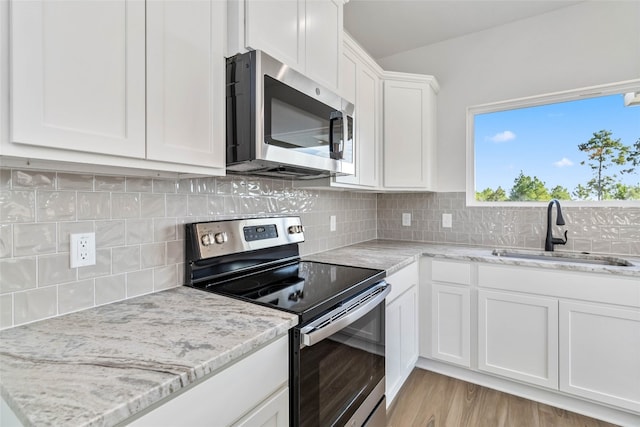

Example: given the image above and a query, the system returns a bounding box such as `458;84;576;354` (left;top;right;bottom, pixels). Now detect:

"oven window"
298;301;385;427
264;75;336;158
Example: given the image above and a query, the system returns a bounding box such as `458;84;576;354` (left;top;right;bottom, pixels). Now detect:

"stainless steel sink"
491;249;634;267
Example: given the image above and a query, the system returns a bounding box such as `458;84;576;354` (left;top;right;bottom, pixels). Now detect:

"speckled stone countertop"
0;287;298;427
303;240;640;278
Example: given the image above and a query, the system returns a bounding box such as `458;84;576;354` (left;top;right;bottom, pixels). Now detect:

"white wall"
378;1;640;192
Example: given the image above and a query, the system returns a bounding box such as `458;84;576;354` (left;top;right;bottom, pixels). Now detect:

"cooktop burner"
185;217;385;323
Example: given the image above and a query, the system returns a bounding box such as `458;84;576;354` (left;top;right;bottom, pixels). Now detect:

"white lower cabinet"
385;262;419;405
431;283;470;367
128;335;289;427
559;301;640;413
478;289;559;389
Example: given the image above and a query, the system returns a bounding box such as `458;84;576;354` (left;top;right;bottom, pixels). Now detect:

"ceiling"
344;0;583;60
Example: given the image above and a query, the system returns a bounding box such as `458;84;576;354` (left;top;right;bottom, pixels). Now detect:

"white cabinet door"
244;0;305;72
478;290;558;389
146;0;225;168
232;387;289;427
383;75;437;190
305;0;342;91
559;301;640;412
336;51;380;188
10;0;146;157
339;44;357;104
386;285;418;405
431;283;471;367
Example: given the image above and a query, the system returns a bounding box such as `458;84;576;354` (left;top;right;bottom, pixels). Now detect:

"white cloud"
487;131;516;143
553;157;574;167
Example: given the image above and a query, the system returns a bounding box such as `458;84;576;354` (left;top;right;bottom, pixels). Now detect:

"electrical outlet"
402;213;411;227
70;233;96;268
442;213;453;228
330;215;336;232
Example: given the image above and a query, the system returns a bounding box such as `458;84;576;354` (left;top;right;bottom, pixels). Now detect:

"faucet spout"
545;199;568;251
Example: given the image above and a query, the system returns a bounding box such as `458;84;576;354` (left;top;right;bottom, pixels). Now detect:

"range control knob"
214;232;228;244
201;233;213;246
288;225;304;234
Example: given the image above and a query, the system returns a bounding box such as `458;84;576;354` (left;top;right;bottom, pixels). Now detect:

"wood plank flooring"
387;369;618;427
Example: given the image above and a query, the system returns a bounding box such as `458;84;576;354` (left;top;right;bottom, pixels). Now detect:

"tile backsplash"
378;192;640;256
2;167;639;329
0;168;377;329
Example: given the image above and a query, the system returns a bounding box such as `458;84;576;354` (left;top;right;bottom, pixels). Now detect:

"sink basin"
491;249;634;267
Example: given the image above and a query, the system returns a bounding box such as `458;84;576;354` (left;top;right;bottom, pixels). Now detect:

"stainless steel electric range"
185;216;390;427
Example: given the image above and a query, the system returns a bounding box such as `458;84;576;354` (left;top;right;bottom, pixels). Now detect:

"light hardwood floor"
387;369;618;427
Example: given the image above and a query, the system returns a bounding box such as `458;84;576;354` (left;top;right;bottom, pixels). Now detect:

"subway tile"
0;257;37;293
111;193;140;219
57;173;93;190
187;195;208;217
0;169;11;189
154;218;176;242
126;178;152;193
14;223;57;256
14;286;57;325
166;240;183;264
166;194;188;217
77;192;110;220
140;194;165;218
141;243;165;269
36;191;76;221
38;253;76;286
0;224;12;258
0;191;35;223
126;269;153;297
12;170;55;189
126;219;154;245
0;294;12;329
58;280;94;315
95;175;125;192
96;220;125;248
95;274;126;305
153;265;177;291
58;221;94;252
112;246;140;273
78;249;111;279
153;179;177;194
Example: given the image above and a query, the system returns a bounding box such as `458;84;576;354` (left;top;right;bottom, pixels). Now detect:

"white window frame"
466;79;640;207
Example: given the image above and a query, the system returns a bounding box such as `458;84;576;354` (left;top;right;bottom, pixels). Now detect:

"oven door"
291;282;390;427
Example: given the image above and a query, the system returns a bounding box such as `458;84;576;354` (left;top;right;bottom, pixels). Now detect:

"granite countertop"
0;287;298;427
303;240;640;278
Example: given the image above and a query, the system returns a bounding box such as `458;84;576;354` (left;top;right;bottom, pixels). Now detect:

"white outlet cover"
70;232;96;268
442;213;453;228
402;213;411;226
330;215;337;232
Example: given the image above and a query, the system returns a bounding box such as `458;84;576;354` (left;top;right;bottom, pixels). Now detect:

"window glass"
468;82;640;204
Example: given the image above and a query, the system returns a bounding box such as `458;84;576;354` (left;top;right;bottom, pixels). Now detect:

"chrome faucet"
545;199;568;251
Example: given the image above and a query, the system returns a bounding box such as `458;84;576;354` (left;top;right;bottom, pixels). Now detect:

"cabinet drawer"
386;262;419;304
431;259;471;285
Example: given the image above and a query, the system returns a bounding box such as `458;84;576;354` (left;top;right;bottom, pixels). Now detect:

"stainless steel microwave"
226;50;355;179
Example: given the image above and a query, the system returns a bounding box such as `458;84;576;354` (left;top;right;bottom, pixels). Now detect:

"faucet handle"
552;230;568;246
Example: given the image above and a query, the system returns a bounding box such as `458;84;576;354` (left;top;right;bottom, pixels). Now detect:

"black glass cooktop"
199;261;385;323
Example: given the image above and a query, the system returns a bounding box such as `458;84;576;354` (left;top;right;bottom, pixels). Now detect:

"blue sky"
474;94;640;194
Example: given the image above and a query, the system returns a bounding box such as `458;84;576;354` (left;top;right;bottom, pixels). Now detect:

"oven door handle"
299;281;391;348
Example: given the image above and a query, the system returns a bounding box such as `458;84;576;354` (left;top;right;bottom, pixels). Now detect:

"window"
466;80;640;206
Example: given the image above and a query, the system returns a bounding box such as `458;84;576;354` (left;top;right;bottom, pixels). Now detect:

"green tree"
509;171;550;201
549;185;571;200
610;183;640;200
576;130;636;200
476;186;508;201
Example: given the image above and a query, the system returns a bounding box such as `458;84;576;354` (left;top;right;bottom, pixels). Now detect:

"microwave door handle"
299;282;390;348
329;111;343;160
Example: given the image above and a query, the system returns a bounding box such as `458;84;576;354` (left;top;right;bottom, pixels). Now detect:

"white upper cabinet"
231;0;344;92
335;34;381;188
146;0;225;168
4;0;225;176
382;73;439;191
10;0;146;157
